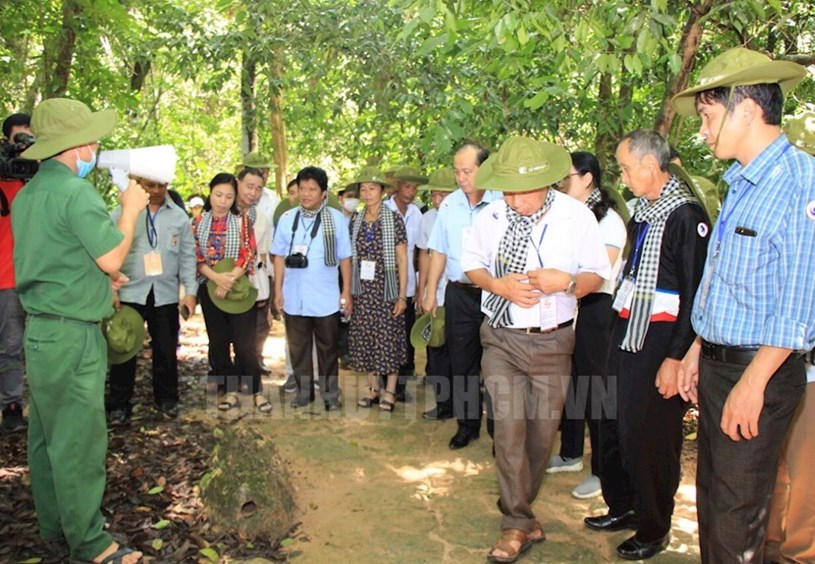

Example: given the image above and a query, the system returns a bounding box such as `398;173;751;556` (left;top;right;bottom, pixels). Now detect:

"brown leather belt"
450;281;481;293
508;319;573;335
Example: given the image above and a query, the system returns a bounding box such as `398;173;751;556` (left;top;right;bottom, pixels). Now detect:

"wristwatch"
565;275;577;295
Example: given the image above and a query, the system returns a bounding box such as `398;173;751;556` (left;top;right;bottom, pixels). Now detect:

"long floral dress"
348;214;408;375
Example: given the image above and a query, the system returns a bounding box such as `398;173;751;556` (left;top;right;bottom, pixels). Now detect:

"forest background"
2;0;814;202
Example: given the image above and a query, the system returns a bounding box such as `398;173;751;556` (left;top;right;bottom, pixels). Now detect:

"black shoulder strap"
0;187;9;217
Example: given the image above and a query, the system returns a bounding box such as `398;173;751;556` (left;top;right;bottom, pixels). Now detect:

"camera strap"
287;210;322;256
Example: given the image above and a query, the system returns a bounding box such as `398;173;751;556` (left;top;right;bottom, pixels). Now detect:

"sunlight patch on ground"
388;459;486;501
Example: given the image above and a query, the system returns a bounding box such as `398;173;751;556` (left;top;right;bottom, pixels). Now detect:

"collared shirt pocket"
166;227;181;253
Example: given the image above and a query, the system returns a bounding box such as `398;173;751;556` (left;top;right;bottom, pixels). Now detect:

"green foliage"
1;0;813;202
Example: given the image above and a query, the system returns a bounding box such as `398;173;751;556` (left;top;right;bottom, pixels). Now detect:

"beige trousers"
481;322;573;532
765;381;815;563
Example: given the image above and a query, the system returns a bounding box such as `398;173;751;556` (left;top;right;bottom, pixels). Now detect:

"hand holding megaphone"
120;178;149;214
110;167;130;192
98;145;178;187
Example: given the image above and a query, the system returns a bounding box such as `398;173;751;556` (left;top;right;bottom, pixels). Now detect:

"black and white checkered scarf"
351;205;399;302
485;189;555;328
585;187;602;212
298;199;337;266
196;211;252;284
621;176;692;352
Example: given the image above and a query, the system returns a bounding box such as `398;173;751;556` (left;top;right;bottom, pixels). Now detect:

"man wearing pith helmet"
672;48;815;563
12;98;149;563
461;136;610;563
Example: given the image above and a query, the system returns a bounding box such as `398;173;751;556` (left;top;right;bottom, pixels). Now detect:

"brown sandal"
487;528;533;563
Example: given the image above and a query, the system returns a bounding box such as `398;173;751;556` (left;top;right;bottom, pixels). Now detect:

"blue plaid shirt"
691;135;815;350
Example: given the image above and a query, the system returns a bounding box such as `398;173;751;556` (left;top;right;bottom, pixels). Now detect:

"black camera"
0;132;38;180
285;253;309;269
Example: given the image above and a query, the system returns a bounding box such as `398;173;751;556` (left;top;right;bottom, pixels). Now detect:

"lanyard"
627;223;649;278
146;208;159;249
529;224;549;267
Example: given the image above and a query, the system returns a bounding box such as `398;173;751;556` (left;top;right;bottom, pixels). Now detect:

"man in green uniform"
12;98;148;564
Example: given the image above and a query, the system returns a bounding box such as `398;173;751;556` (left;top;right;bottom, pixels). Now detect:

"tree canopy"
2;0;813;200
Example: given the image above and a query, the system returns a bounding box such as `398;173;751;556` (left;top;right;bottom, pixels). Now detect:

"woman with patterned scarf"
193;173;271;413
549;152;628;500
348;167;408;412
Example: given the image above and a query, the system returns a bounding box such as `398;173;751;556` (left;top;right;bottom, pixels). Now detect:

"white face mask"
342;198;360;212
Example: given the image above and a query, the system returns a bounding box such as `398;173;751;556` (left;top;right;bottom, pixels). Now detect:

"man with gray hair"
585;129;709;560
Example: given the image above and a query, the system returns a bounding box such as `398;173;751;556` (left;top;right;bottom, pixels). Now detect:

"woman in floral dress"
348;167;408;412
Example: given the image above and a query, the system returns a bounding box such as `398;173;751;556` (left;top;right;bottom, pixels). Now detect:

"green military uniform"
13;159;123;560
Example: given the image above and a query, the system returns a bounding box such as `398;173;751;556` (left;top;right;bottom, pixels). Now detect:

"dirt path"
224;321;701;563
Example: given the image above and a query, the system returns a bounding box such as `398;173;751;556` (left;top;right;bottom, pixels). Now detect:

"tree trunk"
268;50;288;195
594;71;619;178
240;48;258;157
44;0;81;98
653;0;717;137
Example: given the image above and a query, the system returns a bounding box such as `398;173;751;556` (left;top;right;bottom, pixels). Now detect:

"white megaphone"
98;145;177;191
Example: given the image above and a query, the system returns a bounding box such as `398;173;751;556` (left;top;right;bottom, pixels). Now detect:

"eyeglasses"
557;173;582;187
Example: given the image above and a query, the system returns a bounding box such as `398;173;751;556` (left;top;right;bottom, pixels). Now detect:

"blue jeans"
0;288;25;410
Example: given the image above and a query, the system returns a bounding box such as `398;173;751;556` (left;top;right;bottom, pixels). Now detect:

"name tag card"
144;252;163;276
539;295;558;330
360;260;376;281
612;276;635;312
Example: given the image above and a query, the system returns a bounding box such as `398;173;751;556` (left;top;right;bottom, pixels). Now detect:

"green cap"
241;151;275;169
476;136;570;192
410;308;446;349
393;165;429;185
206;258;258;314
22;98;116;160
103;305;145;365
785;110;815;156
347;166;392;191
671;48;806;116
421;167;457;192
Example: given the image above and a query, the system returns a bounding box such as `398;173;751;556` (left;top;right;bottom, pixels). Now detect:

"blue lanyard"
146;208;159;249
529;224;548;267
627;223;649;277
299;216;316;245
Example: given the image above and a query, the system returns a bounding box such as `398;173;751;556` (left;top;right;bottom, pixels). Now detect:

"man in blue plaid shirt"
672;48;815;563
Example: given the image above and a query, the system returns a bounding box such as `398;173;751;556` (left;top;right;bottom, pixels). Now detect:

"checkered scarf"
298;200;337;266
585;187;603;212
485;190;555;328
196;211;254;284
351;205;399;302
621;176;692;352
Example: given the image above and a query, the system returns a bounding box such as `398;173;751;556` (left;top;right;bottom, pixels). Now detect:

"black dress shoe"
422;408;453;420
616;534;670;560
325;399;342;412
448;430;479;450
155;402;179;418
584;511;638;532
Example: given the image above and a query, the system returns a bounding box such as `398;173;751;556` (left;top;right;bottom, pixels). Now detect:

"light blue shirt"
272;206;351;317
111;198;198;306
427;188;502;283
691;135;815;350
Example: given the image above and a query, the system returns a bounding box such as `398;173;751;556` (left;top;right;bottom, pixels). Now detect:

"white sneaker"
572;475;602;499
546;455;583;474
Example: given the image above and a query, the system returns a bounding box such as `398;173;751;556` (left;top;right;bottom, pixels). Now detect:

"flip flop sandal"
218;393;240;411
487;528;533;563
254;393;273;413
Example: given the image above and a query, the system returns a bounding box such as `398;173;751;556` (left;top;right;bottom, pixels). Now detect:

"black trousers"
108;290;179;411
198;284;260;395
396;297;417;394
697;352;804;564
426;342;453;415
599;320;686;543
255;277;272;365
445;283;485;434
559;293;615;475
284;313;341;403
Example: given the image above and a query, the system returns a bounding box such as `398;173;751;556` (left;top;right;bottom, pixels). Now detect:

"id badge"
293;244;308;255
144;252;163;276
360;260;376;281
539;295;558;331
612;276;635;312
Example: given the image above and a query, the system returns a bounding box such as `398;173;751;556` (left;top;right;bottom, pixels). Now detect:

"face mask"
343;198;360;212
75;148;97;178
